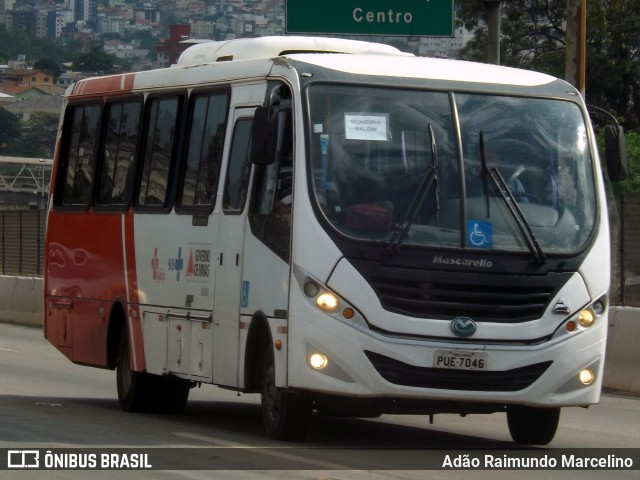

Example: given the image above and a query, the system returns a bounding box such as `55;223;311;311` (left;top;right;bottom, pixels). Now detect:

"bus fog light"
309;353;328;369
316;292;339;312
578;309;595;328
579;368;595;385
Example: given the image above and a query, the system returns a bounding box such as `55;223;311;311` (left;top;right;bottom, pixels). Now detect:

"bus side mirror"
604;125;628;181
250;106;279;166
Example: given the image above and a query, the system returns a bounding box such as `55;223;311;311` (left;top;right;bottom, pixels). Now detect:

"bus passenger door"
212;109;255;387
241;99;294;389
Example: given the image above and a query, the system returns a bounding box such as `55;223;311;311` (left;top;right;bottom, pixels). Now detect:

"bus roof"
287;53;558;88
176;36;557;89
176;36;408;66
69;37;564;98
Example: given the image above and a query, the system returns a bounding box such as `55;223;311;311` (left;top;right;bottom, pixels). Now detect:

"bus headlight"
303;280;340;313
578;308;596;328
298;274;368;329
555;296;607;339
303;281;320;298
592;299;605;315
316;292;339;312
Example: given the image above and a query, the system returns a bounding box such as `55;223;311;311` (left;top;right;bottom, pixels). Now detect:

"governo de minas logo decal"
450;316;477;338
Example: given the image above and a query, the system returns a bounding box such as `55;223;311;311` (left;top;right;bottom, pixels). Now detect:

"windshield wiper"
387;124;440;252
479;132;546;263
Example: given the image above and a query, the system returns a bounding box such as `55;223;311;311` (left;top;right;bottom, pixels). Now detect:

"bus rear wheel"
260;348;310;440
507;406;560;445
116;328;190;414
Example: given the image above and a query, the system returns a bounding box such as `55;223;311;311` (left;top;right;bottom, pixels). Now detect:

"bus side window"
96;99;142;207
249;109;293;262
179;90;230;212
58;103;102;207
137;96;182;208
223;118;253;212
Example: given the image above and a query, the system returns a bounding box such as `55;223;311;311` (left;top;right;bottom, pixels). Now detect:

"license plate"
434;350;488;371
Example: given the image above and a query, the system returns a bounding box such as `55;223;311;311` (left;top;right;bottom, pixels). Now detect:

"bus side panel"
45;212;128;367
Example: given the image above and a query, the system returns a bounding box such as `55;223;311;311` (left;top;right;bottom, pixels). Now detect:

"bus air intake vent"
365;351;552;392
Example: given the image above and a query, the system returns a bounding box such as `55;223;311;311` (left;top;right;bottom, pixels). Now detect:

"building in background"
155;24;191;68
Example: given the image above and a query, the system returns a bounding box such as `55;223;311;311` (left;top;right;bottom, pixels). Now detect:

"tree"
457;0;566;75
6;112;59;158
73;43;128;74
0;25;79;64
585;2;640;129
612;130;640;193
128;30;159;51
0;108;20;152
34;58;62;80
456;0;640;128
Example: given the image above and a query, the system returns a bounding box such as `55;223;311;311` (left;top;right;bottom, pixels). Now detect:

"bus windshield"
307;84;596;255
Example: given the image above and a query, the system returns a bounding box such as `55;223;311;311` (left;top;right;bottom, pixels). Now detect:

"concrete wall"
604;307;640;395
0;275;43;326
1;275;638;395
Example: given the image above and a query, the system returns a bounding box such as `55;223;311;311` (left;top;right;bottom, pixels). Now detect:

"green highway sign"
286;0;454;37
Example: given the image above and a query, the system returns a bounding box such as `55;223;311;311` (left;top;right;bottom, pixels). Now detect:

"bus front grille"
361;265;570;323
365;350;552;392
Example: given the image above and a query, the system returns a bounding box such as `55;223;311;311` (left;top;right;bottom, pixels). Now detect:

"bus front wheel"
260;348;310;440
507;406;560;445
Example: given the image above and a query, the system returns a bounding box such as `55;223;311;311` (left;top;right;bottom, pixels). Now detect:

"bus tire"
116;328;152;412
260;348;310;440
116;328;190;414
153;376;190;414
507;406;560;445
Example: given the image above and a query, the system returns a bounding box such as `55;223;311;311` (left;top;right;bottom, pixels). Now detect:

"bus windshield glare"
308;84;596;255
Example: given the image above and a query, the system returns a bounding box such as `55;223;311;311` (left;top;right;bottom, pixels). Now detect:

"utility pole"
484;0;502;65
565;0;587;96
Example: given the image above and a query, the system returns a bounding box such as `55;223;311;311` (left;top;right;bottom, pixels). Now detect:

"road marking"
174;432;352;469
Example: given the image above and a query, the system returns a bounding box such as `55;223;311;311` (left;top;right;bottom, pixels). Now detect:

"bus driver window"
249;86;294;262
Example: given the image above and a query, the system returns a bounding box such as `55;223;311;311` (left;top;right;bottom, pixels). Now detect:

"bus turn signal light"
342;308;355;319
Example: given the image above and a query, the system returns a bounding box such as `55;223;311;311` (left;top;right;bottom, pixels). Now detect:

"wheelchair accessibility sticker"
467;220;493;249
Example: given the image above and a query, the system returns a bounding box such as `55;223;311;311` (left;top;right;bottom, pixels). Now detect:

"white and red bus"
44;36;626;443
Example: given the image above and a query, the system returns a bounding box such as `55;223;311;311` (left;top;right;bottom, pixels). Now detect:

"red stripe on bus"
124;211;146;372
72;74;136;97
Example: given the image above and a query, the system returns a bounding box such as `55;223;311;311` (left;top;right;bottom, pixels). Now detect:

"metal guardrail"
0;157;51;277
0;156;52;194
0;210;45;277
614;194;640;307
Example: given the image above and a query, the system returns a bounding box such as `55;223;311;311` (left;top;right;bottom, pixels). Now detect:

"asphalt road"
0;322;638;480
